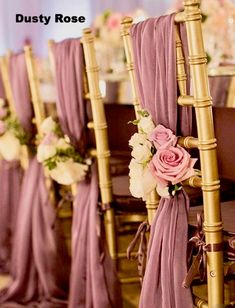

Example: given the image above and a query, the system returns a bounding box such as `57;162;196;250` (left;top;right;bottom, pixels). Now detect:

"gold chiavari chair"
24;45;75;257
48;35;116;260
47;30;149;285
120;0;235;306
0;55;29;169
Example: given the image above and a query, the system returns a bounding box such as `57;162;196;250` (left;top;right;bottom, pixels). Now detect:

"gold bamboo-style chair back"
0;54;29;169
81;29;117;260
121;0;224;306
24;46;57;204
46;31;117;262
47;31;149;284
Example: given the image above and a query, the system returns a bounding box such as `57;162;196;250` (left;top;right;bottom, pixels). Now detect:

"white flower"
56;138;71;150
37;144;57;162
41;117;57;134
129;159;157;200
0;131;21;161
139;115;155;134
129;132;148;148
49;159;88;185
129;162;144;199
131;141;152;164
142;167;158;198
156;185;171;199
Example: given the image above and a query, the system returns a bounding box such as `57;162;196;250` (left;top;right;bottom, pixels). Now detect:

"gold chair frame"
47;33;117;261
121;0;224;306
0;54;29;169
24;45;56;204
81;29;117;261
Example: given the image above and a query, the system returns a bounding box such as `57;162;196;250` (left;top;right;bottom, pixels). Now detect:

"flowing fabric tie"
183;214;207;288
184;214;224;288
224;233;235;260
127;221;150;282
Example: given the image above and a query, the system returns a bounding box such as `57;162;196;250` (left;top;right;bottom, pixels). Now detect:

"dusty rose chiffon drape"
0;53;68;307
53;38;122;308
131;15;193;307
0;72;23;274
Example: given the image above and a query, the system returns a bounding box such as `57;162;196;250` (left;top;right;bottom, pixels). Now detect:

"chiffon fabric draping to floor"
130;14;194;308
0;72;23;274
0;160;23;274
0;52;68;307
52;38;122;308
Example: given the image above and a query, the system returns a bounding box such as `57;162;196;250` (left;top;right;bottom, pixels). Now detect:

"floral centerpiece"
93;11;124;74
37;117;90;185
201;0;235;65
129;110;197;199
171;0;235;65
93;9;148;74
0;99;29;161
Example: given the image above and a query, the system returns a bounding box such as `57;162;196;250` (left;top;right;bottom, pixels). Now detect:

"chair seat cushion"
112;174;146;213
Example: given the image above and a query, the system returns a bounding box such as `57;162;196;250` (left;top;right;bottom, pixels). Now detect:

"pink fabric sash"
52;39;87;153
0;160;23;273
0;158;68;307
53;38;122;308
9;53;35;135
0;72;6;99
131;14;193;307
0;64;23;274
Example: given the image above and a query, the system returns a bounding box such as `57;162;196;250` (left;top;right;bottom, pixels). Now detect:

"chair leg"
104;208;117;261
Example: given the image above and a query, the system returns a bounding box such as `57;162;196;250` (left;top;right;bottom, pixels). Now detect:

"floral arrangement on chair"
0;99;29;161
37;117;90;185
129;110;197;199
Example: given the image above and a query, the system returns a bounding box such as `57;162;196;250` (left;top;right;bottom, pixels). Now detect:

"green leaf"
128;119;140;125
201;13;208;23
206;53;211;64
137;110;149;117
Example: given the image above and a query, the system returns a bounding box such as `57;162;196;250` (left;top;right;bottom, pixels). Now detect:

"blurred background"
0;0;172;56
2;0;235;107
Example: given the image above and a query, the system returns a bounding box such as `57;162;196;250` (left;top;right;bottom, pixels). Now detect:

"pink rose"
148;124;177;150
41;132;58;145
0;120;6;135
106;13;122;30
0;108;7;119
149;145;197;188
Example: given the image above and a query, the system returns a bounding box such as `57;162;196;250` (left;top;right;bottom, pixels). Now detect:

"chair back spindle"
121;17;160;224
24;46;55;204
176;1;223;305
0;54;29;169
82;28;117;260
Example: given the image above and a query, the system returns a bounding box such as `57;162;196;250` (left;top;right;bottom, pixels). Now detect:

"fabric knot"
183;213;207;288
225;236;235;260
127;221;150;283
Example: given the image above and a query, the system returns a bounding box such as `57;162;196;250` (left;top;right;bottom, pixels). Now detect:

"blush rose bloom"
149;145;197;188
0;108;7;119
148;124;177;150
